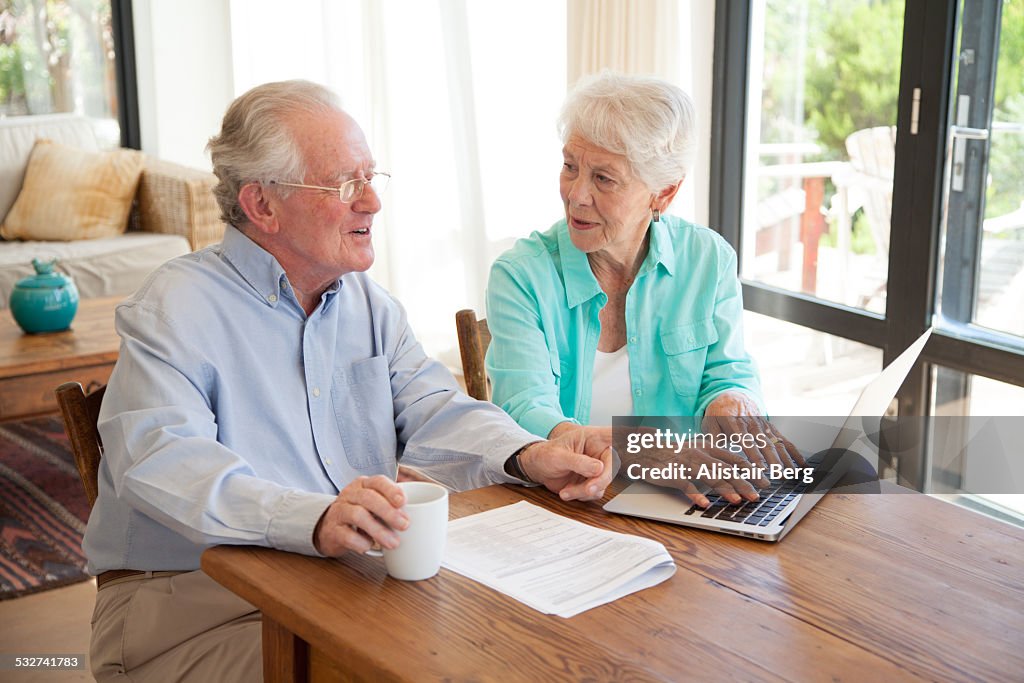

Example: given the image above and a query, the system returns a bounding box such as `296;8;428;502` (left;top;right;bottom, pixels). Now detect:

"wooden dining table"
202;481;1024;682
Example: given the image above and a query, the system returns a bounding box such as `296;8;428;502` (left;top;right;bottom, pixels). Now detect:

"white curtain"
227;0;711;362
230;0;566;363
567;0;680;86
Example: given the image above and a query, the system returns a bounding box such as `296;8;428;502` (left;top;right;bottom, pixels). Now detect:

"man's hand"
548;422;613;456
704;391;804;469
314;475;409;557
516;426;614;502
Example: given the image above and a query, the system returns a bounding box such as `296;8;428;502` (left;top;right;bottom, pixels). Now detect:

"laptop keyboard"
683;478;813;527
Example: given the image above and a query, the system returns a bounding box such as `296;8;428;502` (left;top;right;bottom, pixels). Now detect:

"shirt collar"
643;219;676;277
220;225;343;310
556;220;603;309
556;218;676;309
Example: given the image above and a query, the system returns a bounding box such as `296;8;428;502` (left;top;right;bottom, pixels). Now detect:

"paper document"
443;501;675;618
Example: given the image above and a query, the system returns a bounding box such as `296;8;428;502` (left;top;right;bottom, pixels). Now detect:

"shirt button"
325;459;332;465
268;294;278;303
312;387;321;397
634;389;642;397
629;336;637;344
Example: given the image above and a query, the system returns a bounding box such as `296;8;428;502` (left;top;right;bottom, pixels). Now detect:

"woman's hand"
704;390;762;418
704;391;804;469
621;427;766;507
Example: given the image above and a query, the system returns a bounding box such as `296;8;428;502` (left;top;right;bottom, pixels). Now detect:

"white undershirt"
588;346;634;425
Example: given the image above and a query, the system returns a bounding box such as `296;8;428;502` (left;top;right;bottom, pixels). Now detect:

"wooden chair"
826;125;897;307
455;309;491;401
844;125;897;257
55;382;106;507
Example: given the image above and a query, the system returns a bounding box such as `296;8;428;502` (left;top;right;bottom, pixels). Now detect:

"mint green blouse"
485;216;764;438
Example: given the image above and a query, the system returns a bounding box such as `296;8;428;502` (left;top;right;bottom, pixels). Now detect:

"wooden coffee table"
0;297;121;421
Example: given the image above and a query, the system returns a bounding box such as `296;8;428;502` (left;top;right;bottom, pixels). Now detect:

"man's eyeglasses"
269;172;391;204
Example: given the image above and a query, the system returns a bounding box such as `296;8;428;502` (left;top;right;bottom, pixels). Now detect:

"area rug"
0;416;90;599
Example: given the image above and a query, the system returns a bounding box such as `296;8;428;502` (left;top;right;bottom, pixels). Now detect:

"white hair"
558;72;696;191
206;80;342;227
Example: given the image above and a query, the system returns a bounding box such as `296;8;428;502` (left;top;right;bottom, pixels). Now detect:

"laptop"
603;328;932;542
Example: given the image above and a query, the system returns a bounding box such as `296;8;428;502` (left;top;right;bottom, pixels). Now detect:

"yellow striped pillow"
0;139;144;241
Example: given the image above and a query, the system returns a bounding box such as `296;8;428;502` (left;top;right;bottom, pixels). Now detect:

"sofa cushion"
0;114;106;221
1;139;144;242
0;232;190;309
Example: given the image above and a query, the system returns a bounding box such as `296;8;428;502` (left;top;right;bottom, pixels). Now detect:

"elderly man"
84;80;612;682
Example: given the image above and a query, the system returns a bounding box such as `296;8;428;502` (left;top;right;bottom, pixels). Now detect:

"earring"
652;208;661;223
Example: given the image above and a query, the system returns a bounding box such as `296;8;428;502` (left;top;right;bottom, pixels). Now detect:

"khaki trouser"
90;570;262;682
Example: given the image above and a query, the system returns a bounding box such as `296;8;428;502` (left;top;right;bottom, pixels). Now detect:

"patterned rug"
0;416;91;599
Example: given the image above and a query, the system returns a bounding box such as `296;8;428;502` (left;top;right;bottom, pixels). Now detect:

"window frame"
112;0;141;150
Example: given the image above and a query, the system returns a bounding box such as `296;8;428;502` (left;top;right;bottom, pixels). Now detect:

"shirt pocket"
661;319;719;397
331;355;397;469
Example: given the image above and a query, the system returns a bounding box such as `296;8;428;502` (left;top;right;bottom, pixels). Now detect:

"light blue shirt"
84;225;534;573
485;216;764;438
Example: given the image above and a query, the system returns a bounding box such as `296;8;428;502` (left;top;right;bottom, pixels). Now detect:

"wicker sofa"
0;114;225;308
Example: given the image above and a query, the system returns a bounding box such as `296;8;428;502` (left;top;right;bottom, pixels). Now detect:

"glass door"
742;0;904;316
711;0;1024;510
933;0;1024;517
736;0;906;414
937;0;1024;354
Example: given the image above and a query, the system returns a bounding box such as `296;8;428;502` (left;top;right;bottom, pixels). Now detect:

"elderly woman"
485;73;798;505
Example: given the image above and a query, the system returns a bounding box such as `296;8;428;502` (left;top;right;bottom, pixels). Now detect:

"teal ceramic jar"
9;259;80;334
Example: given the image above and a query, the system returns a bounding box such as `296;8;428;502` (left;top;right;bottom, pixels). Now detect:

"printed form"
443;501;675;617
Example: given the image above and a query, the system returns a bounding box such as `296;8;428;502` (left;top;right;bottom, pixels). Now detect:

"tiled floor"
0;579;95;682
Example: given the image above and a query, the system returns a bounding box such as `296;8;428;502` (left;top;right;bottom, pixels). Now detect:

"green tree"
993;0;1023;109
0;42;28;111
803;0;905;159
987;0;1024;219
0;0;115;117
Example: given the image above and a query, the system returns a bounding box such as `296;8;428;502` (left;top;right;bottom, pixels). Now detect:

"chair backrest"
845;125;897;255
55;382;105;507
455;309;491;401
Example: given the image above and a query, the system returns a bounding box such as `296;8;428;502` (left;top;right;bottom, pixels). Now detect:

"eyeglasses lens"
338;174;390;203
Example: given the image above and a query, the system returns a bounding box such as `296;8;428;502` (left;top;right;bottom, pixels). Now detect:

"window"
933;367;1024;516
744;310;882;415
740;0;904;315
713;0;1024;500
0;0;133;146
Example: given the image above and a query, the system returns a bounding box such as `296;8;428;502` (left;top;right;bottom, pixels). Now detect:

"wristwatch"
505;443;540;483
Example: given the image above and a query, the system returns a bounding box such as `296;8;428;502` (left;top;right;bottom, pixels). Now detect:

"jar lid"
14;258;74;290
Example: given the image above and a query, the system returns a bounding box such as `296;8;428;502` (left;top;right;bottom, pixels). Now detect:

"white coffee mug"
367;481;448;581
